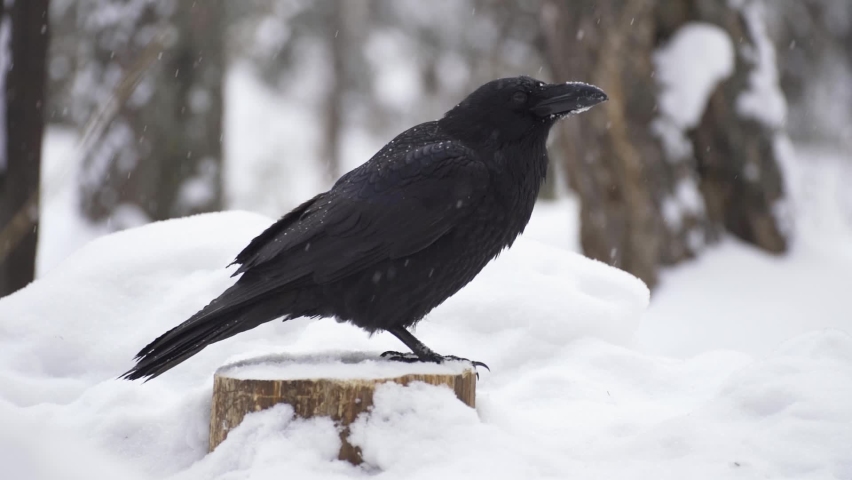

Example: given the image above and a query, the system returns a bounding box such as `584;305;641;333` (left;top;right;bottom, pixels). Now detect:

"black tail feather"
121;285;299;381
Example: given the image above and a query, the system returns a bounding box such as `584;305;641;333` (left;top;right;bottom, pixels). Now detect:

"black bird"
123;76;607;380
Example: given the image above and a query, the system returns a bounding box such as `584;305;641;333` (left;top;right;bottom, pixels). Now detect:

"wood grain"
209;368;476;464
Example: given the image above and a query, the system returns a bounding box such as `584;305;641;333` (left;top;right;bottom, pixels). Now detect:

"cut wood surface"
209;353;477;464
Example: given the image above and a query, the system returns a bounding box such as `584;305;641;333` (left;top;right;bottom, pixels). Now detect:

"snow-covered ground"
638;143;852;360
15;59;852;478
5;208;852;480
9;137;852;478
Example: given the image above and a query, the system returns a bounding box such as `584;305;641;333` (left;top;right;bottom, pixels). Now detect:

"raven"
123;76;606;380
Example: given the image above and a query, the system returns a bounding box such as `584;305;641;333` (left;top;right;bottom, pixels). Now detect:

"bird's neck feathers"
438;100;527;145
483;130;550;240
437;112;551;219
501;133;550;202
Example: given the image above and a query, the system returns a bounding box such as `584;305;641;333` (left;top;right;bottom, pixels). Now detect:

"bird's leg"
381;326;490;373
381;326;443;363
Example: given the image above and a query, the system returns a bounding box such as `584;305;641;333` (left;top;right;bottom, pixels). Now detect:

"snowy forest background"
0;0;850;294
2;1;852;479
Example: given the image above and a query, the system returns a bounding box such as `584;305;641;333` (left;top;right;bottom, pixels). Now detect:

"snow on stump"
209;353;477;464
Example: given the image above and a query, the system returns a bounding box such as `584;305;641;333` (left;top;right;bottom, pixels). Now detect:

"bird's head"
439;76;607;146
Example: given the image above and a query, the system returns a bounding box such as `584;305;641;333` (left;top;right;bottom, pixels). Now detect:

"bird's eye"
511;91;528;105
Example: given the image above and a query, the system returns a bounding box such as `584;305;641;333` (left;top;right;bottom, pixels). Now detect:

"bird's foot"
441;355;490;372
380;351;489;376
379;351;423;363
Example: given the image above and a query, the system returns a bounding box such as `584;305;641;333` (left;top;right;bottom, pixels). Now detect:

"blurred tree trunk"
0;0;50;297
78;0;224;228
767;0;852;147
321;0;370;181
541;0;674;286
542;0;789;287
674;1;789;253
321;1;346;182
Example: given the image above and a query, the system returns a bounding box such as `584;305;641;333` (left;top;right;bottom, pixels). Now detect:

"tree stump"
208;352;477;464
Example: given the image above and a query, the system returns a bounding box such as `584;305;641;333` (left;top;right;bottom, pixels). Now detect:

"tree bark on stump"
209;360;476;464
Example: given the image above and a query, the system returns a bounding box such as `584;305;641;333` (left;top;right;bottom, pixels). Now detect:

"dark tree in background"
679;1;788;256
768;0;852;148
0;0;50;297
320;0;369;181
543;0;669;285
542;0;790;287
66;0;224;229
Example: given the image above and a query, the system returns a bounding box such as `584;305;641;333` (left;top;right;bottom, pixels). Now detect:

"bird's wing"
231;141;489;285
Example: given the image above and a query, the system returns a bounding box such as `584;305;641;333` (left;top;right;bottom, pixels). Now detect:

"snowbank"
655;23;734;130
2;208;850;479
639;143;852;359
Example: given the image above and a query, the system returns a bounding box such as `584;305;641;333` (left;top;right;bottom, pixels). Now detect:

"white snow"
176;157;219;211
661;176;706;230
651;116;693;162
638;236;852;357
0;206;682;480
735;1;788;128
38;127;110;276
655;23;735;129
652;23;734;238
521;197;580;252
224;62;329;217
639;142;852;359
7;152;852;478
364;29;423;112
220;352;472;381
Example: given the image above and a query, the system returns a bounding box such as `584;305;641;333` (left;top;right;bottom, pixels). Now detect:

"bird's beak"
531;82;608;117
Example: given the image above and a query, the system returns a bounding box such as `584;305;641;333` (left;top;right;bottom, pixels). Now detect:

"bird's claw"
379;351;489;378
380;351;421;363
441;355;490;372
